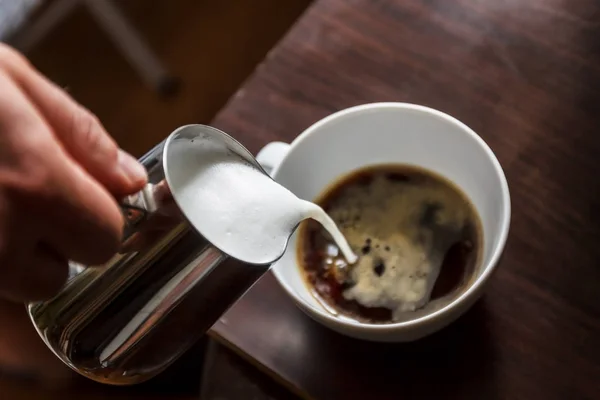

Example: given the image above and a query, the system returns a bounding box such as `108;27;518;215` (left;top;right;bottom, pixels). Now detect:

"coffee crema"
297;164;483;324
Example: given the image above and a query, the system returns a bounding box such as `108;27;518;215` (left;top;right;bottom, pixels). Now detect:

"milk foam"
171;142;356;265
323;173;469;320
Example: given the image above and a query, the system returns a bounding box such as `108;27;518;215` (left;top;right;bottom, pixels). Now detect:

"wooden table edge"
206;331;312;400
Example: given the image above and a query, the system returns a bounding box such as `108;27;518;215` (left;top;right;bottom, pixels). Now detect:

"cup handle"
256;142;290;177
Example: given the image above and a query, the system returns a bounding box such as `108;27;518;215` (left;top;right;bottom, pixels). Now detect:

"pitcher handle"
120;183;159;241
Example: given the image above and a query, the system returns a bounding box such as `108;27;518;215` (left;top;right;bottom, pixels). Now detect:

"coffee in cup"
257;103;510;342
297;164;482;324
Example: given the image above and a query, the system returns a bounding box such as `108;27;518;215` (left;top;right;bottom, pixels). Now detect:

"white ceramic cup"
256;103;510;342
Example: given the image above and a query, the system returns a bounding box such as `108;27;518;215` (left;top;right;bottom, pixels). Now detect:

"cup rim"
270;102;511;331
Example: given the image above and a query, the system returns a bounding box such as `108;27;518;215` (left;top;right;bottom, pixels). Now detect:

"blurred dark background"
10;0;309;156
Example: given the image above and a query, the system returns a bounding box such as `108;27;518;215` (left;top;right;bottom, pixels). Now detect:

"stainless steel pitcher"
27;125;281;385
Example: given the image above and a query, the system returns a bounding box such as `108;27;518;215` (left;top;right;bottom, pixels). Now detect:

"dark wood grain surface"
209;0;600;399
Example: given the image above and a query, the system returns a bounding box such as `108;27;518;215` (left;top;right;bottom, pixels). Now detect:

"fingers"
38;156;125;265
23;245;69;302
0;45;146;302
0;244;68;303
0;44;147;196
0;72;123;275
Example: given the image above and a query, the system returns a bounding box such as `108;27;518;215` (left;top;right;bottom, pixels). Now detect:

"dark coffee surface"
298;165;481;323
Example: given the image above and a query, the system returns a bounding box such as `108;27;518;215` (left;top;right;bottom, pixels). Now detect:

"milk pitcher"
27;125;279;385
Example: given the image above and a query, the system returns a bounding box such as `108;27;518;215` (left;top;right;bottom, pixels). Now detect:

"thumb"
3;50;147;195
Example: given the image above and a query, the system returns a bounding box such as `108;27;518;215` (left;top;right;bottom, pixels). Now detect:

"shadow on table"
200;339;301;400
303;299;497;399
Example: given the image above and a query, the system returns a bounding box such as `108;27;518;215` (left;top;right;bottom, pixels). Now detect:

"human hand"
0;298;76;387
0;44;147;302
120;180;183;253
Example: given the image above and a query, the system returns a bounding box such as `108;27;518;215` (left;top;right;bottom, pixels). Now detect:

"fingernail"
118;149;147;184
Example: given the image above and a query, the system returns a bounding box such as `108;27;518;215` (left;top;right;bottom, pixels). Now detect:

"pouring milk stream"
172;133;358;265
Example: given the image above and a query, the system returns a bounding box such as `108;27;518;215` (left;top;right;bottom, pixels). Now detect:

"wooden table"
209;0;600;399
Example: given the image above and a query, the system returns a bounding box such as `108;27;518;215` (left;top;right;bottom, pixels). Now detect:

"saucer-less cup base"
256;103;510;342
